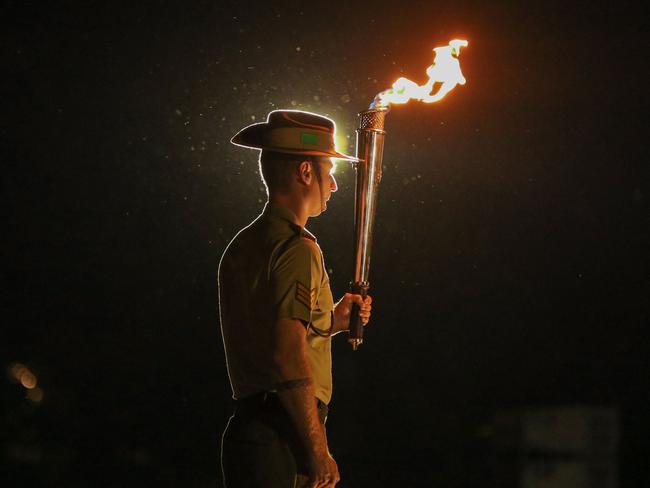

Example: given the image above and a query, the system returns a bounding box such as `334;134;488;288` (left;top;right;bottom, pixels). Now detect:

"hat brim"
231;123;360;162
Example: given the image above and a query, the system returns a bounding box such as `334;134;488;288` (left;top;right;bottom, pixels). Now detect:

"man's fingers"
352;293;372;326
347;293;372;307
310;475;337;487
346;293;363;308
310;479;335;488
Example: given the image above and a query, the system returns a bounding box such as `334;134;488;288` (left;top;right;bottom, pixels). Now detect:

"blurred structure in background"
7;362;43;404
485;405;619;488
3;362;45;481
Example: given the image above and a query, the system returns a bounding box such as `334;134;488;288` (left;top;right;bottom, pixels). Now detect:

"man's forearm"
273;319;328;458
331;297;350;335
275;373;328;458
278;374;327;456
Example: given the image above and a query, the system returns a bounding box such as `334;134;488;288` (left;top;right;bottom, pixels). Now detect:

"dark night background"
2;1;648;486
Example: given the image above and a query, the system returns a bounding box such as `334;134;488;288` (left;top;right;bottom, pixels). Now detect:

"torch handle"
348;281;369;350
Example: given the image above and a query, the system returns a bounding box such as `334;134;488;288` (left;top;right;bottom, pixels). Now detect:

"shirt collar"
262;202;317;242
263;202;300;225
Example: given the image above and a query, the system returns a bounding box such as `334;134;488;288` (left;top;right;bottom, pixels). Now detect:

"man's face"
308;157;338;216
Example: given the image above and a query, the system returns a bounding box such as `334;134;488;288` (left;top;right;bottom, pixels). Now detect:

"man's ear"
297;160;313;185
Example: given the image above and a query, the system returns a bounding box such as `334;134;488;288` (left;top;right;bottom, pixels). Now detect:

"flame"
372;39;468;108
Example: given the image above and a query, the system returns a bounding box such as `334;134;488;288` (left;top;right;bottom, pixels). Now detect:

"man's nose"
330;175;338;192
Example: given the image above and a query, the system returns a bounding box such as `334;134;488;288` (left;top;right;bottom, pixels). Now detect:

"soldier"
219;109;372;488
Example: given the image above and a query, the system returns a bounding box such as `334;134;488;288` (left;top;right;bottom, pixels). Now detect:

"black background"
3;1;648;486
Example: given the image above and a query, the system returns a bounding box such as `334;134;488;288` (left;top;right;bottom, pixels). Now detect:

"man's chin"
310;205;326;218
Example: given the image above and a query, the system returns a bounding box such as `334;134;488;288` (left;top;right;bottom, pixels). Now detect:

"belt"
236;392;329;424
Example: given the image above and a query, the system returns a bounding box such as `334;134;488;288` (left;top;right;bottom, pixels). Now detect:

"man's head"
231;109;353;218
259;151;337;217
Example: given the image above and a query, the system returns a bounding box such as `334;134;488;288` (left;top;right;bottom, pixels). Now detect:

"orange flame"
372;39;468;108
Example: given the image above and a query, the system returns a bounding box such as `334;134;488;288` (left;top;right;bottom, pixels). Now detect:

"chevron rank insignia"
295;281;316;310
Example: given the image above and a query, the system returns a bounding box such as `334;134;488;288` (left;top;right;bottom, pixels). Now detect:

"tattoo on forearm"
274;378;312;392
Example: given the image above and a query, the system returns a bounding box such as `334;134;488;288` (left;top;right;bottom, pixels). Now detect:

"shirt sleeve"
271;237;322;324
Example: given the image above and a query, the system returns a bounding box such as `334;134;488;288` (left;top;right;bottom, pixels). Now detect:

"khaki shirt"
218;203;334;405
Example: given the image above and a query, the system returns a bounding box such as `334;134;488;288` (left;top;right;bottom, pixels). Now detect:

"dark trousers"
220;394;328;488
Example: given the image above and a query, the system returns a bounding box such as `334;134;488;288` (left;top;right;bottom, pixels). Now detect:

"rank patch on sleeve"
295;280;316;310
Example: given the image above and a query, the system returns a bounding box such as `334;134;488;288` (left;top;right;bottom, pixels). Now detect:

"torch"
348;39;469;350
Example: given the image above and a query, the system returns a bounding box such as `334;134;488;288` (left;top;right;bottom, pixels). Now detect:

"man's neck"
268;194;309;228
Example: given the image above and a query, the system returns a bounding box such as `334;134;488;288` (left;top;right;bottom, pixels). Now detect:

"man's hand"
332;293;372;334
298;451;339;487
296;451;340;487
